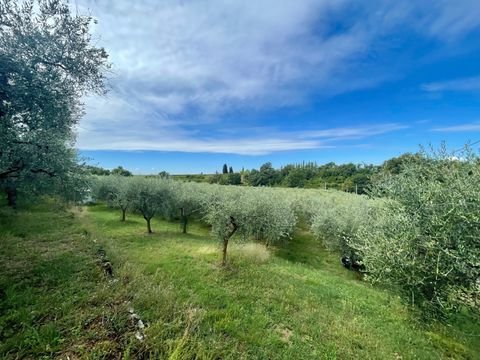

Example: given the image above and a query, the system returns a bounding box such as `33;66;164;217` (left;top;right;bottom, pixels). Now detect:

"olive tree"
353;146;480;317
173;182;204;234
130;177;174;234
91;176;114;203
280;188;330;223
242;188;296;247
202;185;296;265
92;176;134;221
310;195;377;261
0;0;109;206
113;177;135;221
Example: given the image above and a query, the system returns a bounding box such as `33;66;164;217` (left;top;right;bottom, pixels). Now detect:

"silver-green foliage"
353;146;480;315
202;185;296;245
281;187;375;258
242;188;297;246
310;196;377;257
0;0;109;200
200;184;296;264
172;181;206;233
92;176;135;220
129;177;175;233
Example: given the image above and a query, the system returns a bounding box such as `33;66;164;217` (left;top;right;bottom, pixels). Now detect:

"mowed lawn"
0;202;479;359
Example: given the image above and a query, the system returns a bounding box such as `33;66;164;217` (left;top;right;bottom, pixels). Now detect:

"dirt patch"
275;325;293;344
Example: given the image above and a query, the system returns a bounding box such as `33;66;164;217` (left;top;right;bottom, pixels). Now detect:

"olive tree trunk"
5;182;17;209
180;207;187;234
221;216;238;266
144;216;153;234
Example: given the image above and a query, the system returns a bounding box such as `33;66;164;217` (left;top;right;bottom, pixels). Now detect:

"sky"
74;0;480;174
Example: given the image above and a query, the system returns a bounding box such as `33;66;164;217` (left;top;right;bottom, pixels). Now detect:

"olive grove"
89;145;480;319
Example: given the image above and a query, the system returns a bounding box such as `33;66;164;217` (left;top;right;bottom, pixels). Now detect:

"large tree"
0;0;109;206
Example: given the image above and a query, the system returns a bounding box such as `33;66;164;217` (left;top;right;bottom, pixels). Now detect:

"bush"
353;146;480;317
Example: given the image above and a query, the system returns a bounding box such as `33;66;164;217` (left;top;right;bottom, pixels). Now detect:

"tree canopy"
0;0;110;205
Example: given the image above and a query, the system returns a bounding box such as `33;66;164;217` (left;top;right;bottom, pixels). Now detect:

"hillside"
0;201;479;359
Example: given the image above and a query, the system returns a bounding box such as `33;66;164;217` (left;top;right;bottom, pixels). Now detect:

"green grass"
1;201;479;359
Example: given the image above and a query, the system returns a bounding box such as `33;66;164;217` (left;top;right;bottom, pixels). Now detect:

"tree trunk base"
146;218;152;234
220;216;238;266
5;184;17;209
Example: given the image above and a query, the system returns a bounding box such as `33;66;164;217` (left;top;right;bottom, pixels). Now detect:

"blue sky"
75;0;480;174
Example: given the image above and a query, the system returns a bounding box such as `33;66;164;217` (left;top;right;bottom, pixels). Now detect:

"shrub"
353;146;480;317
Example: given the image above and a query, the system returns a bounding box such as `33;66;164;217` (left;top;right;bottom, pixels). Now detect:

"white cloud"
80;0;365;115
300;123;409;139
421;76;480;92
77;135;327;155
422;0;480;39
76;122;406;155
73;0;480;152
432;122;480;132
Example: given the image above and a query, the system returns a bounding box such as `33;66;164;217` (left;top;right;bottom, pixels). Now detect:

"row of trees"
92;177;297;265
84;165;133;177
83;154;419;194
208;172;242;185
93;146;480;318
114;148;472;318
208;161;381;193
202;155;428;192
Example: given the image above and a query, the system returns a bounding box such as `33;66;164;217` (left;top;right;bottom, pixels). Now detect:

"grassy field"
0;201;479;359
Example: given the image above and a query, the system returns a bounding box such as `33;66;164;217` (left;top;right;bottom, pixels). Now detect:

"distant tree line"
84;165;132;177
83;153;425;194
204;154;427;193
243;161;377;193
208;160;381;193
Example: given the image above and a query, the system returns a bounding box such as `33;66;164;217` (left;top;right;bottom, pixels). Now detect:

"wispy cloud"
80;0;369;117
77;136;328;155
431;122;480;132
76;122;406;155
421;0;480;39
74;0;480;153
300;123;409;140
421;76;480;92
